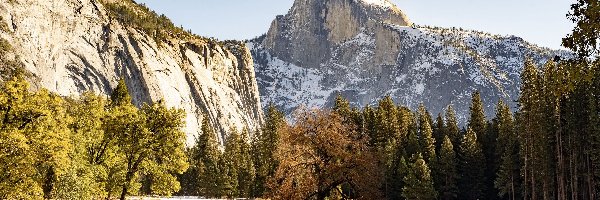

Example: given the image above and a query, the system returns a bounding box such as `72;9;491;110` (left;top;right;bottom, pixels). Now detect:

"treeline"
0;77;188;200
179;54;598;200
178;1;600;199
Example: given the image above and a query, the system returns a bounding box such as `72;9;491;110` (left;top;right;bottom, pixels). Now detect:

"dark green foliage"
445;105;461;147
252;104;284;197
99;0;209;44
193;116;223;198
433;113;445;151
468;91;487;140
110;79;132;107
459;128;486;200
418;104;436;164
436;136;458;200
494;100;520;200
402;154;437;200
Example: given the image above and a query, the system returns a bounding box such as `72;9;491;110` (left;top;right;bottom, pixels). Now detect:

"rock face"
250;0;567;122
0;0;263;145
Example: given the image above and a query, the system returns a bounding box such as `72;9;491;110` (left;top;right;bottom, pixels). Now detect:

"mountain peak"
262;0;411;68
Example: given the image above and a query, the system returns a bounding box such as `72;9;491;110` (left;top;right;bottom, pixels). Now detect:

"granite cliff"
250;0;568;121
0;0;263;145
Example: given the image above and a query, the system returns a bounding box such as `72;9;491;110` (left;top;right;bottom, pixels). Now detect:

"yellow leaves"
0;77;188;199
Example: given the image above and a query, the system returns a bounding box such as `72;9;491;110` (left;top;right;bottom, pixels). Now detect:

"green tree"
194;115;223;198
221;129;241;197
562;0;600;57
436;136;458;200
434;113;446;151
59;92;110;199
459;128;486;200
110;78;132;107
136;102;188;197
418;104;436;164
237;129;255;197
445;105;461;147
468;91;487;141
402;153;438;200
494;100;520;200
252;104;285;197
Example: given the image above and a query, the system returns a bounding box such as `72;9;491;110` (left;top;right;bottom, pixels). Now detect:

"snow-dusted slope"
0;0;263;145
250;0;567;122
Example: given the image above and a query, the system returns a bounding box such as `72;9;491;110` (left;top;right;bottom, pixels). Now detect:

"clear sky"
136;0;575;49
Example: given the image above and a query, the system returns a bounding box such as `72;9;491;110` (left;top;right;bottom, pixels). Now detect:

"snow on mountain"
250;0;568;122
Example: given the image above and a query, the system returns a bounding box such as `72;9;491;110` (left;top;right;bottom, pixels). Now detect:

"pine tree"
253;104;285;197
402;153;438;200
435;136;458;200
110;78;132;107
238;129;255;197
221;129;241;197
434;113;446;151
445;105;461;147
494;100;520;200
418;104;436;164
459;128;486;200
518;58;547;200
375;96;401;154
468;91;487;142
194;116;223;198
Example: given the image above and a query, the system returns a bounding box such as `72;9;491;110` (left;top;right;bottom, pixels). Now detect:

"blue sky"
136;0;575;49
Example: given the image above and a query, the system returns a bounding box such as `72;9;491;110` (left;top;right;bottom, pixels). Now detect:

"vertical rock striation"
0;0;263;145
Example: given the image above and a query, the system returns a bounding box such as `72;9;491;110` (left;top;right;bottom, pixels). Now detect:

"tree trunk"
510;175;515;200
120;186;128;200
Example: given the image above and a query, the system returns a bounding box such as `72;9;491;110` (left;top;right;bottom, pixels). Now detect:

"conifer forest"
1;0;600;199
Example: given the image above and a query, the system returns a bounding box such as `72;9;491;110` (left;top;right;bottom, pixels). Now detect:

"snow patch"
356;0;396;9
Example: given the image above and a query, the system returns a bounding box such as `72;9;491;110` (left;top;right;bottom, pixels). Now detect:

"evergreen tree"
518;58;549;200
434;113;445;151
402;153;438;200
110;78;132;107
436;136;458;200
468;91;487;141
253;104;285;197
459;128;486;200
374;96;401;155
221;129;241;197
194;116;223;198
494;100;520;200
237;129;255;197
418;104;436;163
445;105;461;147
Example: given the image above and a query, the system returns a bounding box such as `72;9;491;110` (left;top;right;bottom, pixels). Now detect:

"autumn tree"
268;110;381;200
0;76;72;199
